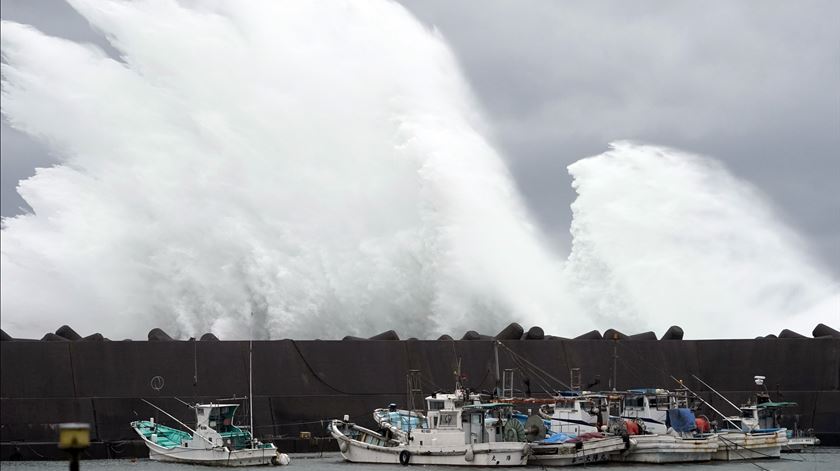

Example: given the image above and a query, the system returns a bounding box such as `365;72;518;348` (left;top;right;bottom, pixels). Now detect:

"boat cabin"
543;392;603;435
191;403;252;449
423;390;482;431
617;389;684;434
196;403;239;434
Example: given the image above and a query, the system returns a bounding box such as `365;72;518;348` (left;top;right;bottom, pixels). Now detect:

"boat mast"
611;335;618;391
249;311;255;448
494;341;501;397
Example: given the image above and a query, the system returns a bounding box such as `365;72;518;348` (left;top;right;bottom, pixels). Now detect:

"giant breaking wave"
2;0;836;340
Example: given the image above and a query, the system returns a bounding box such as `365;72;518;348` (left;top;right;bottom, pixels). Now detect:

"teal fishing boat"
131;402;289;466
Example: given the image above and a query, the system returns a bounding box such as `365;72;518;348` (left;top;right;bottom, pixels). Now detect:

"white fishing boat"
606;393;718;464
130;337;290;466
529;434;627;467
618;433;718;463
691;375;789;460
712;401;788;459
330;391;529;466
786;433;820;452
714;428;787;460
131;402;289;466
517;412;627;467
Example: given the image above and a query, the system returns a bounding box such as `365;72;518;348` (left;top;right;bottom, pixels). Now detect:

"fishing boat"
712;400;789;459
528;432;627;467
130;336;290;466
614;408;718;463
689;375;789;460
515;412;627;467
561;389;717;463
786;432;820;452
330;390;530;466
131;402;290;466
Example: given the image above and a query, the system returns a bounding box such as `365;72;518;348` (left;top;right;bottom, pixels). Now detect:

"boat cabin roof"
463;403;513;410
626;388;669;395
196;403;239;408
757;401;797;409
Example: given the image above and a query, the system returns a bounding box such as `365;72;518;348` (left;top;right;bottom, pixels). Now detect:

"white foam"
1;1;836;340
0;0;579;339
566;142;838;338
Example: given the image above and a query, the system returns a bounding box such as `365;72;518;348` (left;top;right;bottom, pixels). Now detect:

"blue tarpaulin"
667;408;697;433
541;432;572;444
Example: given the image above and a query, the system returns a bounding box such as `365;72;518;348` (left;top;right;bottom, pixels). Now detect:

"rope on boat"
717;434;772;471
495;341;572;393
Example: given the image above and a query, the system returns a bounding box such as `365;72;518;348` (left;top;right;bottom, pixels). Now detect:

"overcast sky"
2;0;838;272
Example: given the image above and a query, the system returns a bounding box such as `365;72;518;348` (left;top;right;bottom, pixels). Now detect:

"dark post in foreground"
58;423;90;471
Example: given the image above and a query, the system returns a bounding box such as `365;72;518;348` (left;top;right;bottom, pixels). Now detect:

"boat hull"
133;428;286;467
148;443;284;466
529;436;627;466
713;430;787;460
616;434;717;463
784;436;820;452
330;420;529;466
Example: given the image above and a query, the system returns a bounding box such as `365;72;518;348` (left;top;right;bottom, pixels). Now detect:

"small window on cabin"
624;397;644;408
428;401;445;410
439;411;458;428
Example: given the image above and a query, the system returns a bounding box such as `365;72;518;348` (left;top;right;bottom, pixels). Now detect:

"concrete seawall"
2;338;838;459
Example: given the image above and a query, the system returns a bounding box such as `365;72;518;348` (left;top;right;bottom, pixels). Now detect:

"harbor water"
3;450;840;470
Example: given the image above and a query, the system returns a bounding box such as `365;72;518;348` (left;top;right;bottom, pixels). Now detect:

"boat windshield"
208;406;238;433
624;396;645;409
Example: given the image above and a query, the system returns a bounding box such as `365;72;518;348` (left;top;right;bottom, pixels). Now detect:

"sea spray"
566;142;838;338
0;0;578;339
1;1;836;340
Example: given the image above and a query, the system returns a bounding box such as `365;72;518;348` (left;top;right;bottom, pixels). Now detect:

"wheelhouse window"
438;410;458;428
624;396;644;408
208;406;236;433
427;400;445;411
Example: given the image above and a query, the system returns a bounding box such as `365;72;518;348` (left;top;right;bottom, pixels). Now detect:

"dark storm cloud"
1;0;838;271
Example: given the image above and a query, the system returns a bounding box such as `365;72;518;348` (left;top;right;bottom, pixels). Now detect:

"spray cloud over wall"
1;0;836;339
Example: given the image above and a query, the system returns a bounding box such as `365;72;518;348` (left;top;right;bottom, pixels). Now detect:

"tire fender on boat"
399;449;411;466
339;440;349;453
464;445;475;462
